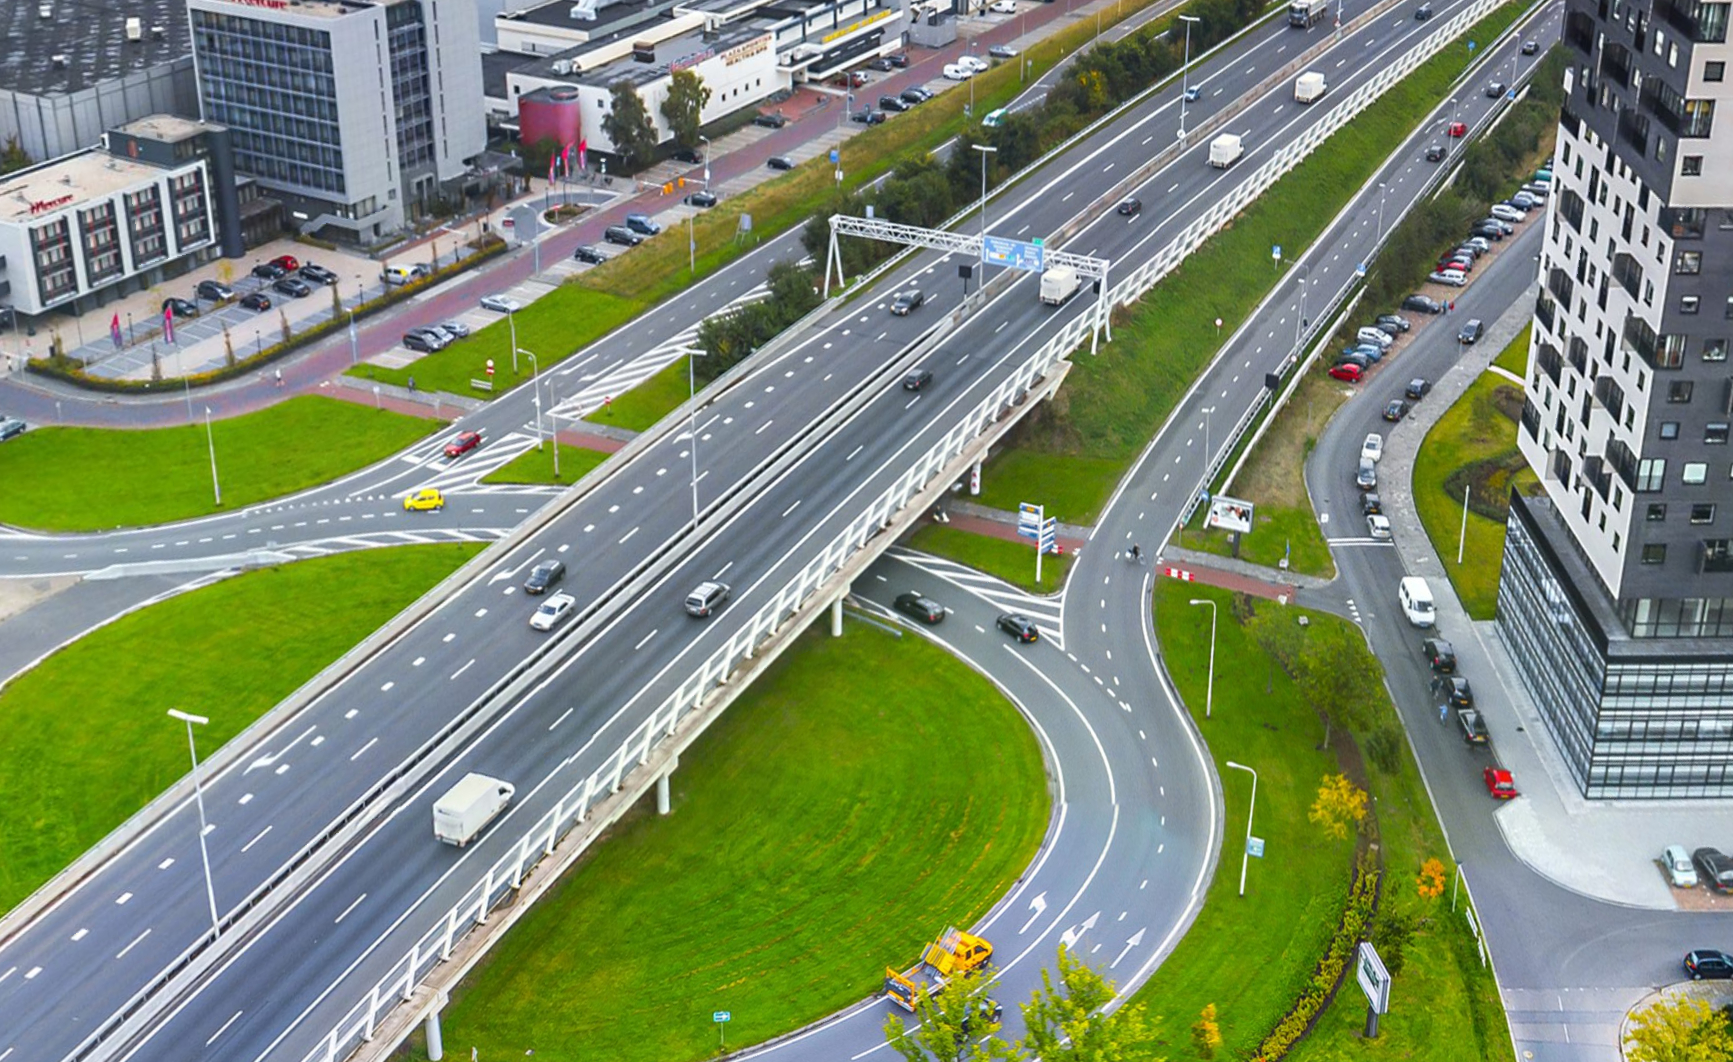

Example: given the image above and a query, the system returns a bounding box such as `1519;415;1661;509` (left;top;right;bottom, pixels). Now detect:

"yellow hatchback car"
403;488;445;512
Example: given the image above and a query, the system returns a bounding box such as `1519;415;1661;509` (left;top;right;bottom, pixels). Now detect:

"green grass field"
0;396;439;532
481;443;613;485
436;623;1050;1062
585;355;695;431
1179;503;1335;579
0;545;480;914
1492;323;1531;378
1411;347;1536;618
347;287;645;394
980;2;1527;525
904;523;1072;593
1142;581;1511;1061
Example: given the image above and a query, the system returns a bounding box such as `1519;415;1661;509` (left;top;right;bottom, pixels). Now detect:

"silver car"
1662;844;1699;888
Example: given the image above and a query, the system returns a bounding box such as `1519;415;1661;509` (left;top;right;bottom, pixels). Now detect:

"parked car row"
401;320;473;353
1661;844;1733;894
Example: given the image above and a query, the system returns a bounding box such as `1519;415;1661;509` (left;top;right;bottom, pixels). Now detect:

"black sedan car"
1694;847;1733;893
1406;377;1431;400
273;276;313;298
879;95;910;112
524;559;566;595
574;246;607;264
767;156;795;171
1431;675;1474;709
891;290;925;316
240;292;272;311
1422;638;1457;674
893;592;945;624
685;190;719;208
902;368;934;391
299;263;338;285
1425;144;1446;162
251;260;288;280
162;297;199;318
1361;493;1382;516
1116;197;1142;216
997;613;1039;643
752;112;787;128
196;279;233;302
1685;949;1733;979
1383;399;1408;422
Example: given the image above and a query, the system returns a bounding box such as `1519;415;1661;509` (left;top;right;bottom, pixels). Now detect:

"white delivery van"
433;773;516;846
1399;577;1436;628
1294;71;1327;104
1040;266;1081;305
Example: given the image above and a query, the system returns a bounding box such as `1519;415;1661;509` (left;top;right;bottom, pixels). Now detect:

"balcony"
1619;107;1652;154
1625;312;1660;366
1604;42;1635;88
1612;252;1644;299
1551;448;1576;484
1522;397;1543;440
1583;455;1613;499
1704;540;1733;573
1662;207;1707;239
1653;0;1729;42
1537;341;1564;384
1569;335;1591;376
1549;268;1577;310
1594;374;1627;422
1608;438;1638;491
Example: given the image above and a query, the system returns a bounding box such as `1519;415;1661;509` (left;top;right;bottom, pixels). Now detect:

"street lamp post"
345;304;359;367
1376;181;1389;242
168;709;221;933
548;379;560;478
701;134;711;189
687;350;709;529
203;405;221;505
519;348;542;448
1295;265;1310;352
1178;15;1200;139
1188;598;1218;719
1225;761;1258;897
1201;404;1216;476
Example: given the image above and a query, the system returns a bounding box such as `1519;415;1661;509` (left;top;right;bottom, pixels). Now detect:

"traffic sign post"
1017;503;1046;584
714;1011;732;1050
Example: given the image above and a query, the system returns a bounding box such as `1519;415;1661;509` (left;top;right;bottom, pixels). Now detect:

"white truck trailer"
1039;266;1081;305
1208;133;1243;168
1294;71;1327;104
433;773;516;847
1288;0;1329;26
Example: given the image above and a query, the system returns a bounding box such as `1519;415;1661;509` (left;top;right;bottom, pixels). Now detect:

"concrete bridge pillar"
657;756;680;815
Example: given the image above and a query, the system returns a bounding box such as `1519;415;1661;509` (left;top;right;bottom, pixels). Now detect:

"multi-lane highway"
0;1;1559;1060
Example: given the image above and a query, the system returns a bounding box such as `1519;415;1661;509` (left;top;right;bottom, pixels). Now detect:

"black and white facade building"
1500;0;1733;797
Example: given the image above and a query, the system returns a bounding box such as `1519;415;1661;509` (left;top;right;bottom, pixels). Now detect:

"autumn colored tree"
1417;857;1448;900
1309;773;1368;840
1190;1003;1222;1059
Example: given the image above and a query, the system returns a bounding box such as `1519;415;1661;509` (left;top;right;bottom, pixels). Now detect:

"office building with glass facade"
1499;0;1733;797
187;0;485;241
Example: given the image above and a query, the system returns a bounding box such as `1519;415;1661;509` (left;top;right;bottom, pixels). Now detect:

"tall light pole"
1178;15;1200;139
1225;760;1258;897
168;709;221;933
700;134;711;189
507;310;519;373
548;379;561;478
973;141;998;258
1201;404;1216;478
519;348;542;449
1375;181;1389;242
687;350;709;529
203;406;221;506
1295;265;1310;352
1188;598;1218;719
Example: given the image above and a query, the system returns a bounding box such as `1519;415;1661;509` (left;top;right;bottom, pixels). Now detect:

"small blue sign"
829;149;840;165
714;1011;732;1023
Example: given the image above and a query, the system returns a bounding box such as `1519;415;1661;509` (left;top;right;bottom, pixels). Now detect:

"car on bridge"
1117;197;1142;216
892;290;926;316
1447;120;1467;137
903;367;934;390
997;613;1039;643
1521;38;1539;54
1482;767;1519;800
685;580;731;617
403;488;445;512
1425;144;1446;162
894;592;946;624
1183;85;1202;102
444;431;483;459
530;592;576;631
524;559;566;595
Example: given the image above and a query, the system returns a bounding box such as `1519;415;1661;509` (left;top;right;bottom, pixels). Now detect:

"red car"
1328;362;1364;383
443;431;483;458
1483;767;1519;800
270;254;301;272
1447;121;1468;138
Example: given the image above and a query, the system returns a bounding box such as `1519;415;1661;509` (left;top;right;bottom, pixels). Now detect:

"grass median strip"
481;443;613;485
1412;331;1537;619
973;1;1528;528
1143;581;1511;1061
0;545;481;915
0;396;440;532
432;622;1049;1062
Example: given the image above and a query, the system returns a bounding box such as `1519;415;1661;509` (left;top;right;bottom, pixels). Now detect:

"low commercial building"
0;116;224;320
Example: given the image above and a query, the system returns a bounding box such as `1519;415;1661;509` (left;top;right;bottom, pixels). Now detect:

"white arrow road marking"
1019;891;1048;934
1111;928;1146;969
1060;911;1100;950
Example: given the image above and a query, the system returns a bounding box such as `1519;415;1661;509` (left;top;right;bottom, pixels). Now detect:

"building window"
1684;295;1702;314
1711;60;1728;81
1670;380;1695;402
1685;461;1709;484
1643;543;1668;563
1649;503;1668;521
1707;338;1729;361
1693;503;1718;523
1677;250;1703;273
1711;424;1731;444
1684;155;1705;175
1638;457;1668;490
1661;421;1681;439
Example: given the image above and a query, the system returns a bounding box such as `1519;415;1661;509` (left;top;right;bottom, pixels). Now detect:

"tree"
0;134;29;175
602;80;657;172
660;69;711;149
1308;773;1367;841
1370;908;1416;976
883;966;1017;1062
1190;1003;1222;1059
1625;993;1733;1062
1416;857;1448;901
1018;945;1160;1062
1293;626;1382;748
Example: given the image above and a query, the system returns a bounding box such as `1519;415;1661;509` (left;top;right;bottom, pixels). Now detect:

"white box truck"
1208;133;1243;168
1288;0;1329;26
1294;71;1327;104
433;773;516;847
1040;266;1081;306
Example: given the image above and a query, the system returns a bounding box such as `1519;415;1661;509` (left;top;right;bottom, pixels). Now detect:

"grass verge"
0;397;439;532
904;523;1072;593
1141;581;1511;1061
0;545;481;914
1492;322;1531;377
481;443;613;485
1411;347;1537;619
585;355;694;431
977;1;1528;526
433;622;1049;1062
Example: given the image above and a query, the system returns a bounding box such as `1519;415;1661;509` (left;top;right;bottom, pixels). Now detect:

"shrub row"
27;237;507;395
1253;848;1382;1061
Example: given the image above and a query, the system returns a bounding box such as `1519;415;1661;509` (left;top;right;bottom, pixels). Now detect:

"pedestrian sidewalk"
1377;280;1733;911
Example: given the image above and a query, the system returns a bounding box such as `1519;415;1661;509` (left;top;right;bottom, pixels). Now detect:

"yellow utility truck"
882;927;993;1011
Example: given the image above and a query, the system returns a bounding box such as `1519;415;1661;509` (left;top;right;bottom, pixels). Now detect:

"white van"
382;263;430;286
1399;576;1436;628
982;107;1009;128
